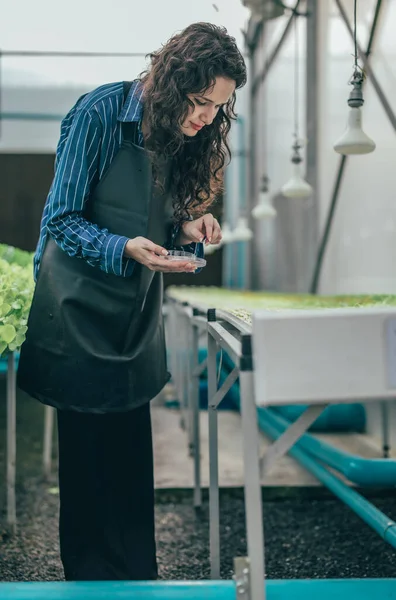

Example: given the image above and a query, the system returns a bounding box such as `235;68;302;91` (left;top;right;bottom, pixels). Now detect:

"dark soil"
1;382;396;581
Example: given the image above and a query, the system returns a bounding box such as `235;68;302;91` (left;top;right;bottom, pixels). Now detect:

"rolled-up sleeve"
46;107;134;277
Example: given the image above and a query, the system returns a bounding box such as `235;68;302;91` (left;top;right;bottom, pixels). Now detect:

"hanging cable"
293;13;299;145
350;0;365;86
280;11;312;199
354;0;358;69
251;25;276;220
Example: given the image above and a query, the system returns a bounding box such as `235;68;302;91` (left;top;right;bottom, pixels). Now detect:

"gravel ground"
1;384;396;581
1;482;396;581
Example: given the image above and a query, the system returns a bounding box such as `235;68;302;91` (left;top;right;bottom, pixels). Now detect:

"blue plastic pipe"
272;404;366;433
2;579;396;600
219;351;396;485
262;407;396;487
0;352;20;375
200;347;394;485
257;413;396;549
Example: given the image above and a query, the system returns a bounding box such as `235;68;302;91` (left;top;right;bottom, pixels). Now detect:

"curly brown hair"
139;22;247;223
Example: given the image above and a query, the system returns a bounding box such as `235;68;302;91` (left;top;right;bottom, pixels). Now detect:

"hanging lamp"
233;217;254;241
242;0;285;21
204;243;218;255
252;175;277;219
281;12;312;199
281;140;313;198
333;0;375;155
220;221;234;244
203;220;234;255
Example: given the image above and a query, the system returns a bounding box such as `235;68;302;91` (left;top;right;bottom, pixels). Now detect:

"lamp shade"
242;0;285;20
220;222;234;244
334;107;376;155
204;243;218;255
252;190;277;219
232;217;253;241
281;164;313;198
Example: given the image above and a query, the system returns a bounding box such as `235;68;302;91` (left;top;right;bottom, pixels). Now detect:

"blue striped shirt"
34;80;180;280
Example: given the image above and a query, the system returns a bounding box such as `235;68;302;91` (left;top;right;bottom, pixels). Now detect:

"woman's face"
181;76;236;137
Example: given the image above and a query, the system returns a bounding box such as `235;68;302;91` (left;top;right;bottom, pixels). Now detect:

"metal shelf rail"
165;294;396;600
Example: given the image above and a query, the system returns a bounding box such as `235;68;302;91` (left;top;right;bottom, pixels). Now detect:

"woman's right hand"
124;237;197;273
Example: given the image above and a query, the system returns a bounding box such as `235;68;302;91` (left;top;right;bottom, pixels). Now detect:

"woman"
17;22;246;581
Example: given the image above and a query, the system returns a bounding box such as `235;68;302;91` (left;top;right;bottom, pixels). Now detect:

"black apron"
17;82;172;413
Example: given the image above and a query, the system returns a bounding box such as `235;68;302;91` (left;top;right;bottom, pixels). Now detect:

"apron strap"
123;80;133;102
122;81;139;143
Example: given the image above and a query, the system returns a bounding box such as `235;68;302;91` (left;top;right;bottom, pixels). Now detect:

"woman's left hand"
180;213;222;245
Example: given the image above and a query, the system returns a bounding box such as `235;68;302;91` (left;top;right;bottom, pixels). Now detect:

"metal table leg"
177;304;190;433
183;310;194;454
239;337;265;600
7;352;16;534
190;321;202;508
207;324;220;579
43;406;54;479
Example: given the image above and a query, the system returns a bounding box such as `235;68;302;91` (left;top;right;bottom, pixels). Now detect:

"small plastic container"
163;250;207;268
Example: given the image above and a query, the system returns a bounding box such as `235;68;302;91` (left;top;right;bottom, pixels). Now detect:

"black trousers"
57;402;157;581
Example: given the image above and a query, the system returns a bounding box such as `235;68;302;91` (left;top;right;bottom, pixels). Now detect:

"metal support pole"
247;42;257;293
181;304;191;437
183;309;194;453
43;406;54;479
310;155;347;293
191;316;202;508
211;367;239;409
178;310;185;431
6;352;16;534
173;303;186;430
167;302;177;396
239;336;265;600
1;50;147;58
304;0;320;293
381;400;391;458
260;405;326;475
251;0;302;96
207;310;220;580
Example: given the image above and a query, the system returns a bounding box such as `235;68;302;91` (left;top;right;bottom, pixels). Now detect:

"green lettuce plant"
0;254;34;356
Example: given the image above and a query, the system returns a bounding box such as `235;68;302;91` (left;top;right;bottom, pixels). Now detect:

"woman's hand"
179;213;222;245
125;237;196;272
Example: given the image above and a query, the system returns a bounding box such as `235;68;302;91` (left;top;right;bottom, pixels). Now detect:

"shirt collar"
117;80;144;123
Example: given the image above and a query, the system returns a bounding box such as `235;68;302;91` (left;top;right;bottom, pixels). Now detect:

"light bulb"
281;140;313;199
334;71;376;155
232;217;253;242
220;222;234;244
334;107;376;155
252;190;277;219
281;163;313;198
